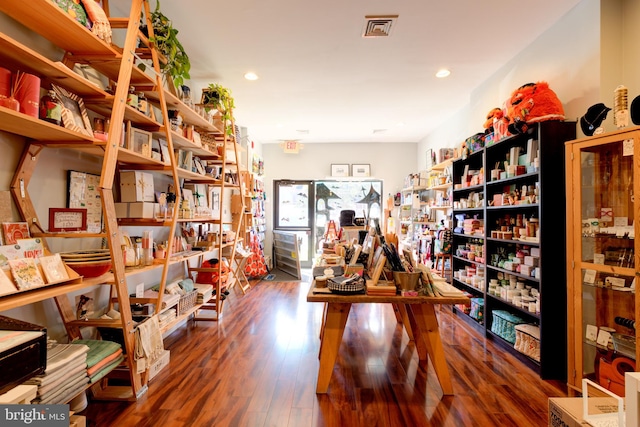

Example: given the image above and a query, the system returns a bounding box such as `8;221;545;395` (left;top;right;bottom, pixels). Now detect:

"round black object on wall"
580;103;612;136
631;95;640;125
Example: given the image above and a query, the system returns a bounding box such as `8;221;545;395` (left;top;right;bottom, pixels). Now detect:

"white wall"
417;0;602;169
261;142;417;259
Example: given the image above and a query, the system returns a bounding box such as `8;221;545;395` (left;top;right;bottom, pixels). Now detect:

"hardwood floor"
83;279;566;426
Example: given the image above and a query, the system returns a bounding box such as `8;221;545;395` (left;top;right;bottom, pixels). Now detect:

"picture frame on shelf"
128;125;153;157
159;139;171;164
351;164;371;177
426;148;436;170
48;208;87;232
331;164;349;177
67;170;102;233
52;84;93;137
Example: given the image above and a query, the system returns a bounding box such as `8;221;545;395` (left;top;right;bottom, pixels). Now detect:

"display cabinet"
450;121;576;380
566;126;640;394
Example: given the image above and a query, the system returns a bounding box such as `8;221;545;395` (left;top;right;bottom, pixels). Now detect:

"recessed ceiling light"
436;69;451;78
244;72;259;80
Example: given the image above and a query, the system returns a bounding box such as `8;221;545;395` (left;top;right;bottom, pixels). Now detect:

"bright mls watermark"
1;405;68;426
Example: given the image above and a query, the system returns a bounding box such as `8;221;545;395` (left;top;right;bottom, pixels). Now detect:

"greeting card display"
8;258;45;290
0;244;23;270
2;222;29;245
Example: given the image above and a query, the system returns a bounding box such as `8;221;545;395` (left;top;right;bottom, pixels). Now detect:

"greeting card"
8;258;45;290
40;253;69;283
17;238;44;261
2;222;29;245
0;244;23;270
0;269;17;296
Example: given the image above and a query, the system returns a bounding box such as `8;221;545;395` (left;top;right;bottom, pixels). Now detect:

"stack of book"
365;280;397;296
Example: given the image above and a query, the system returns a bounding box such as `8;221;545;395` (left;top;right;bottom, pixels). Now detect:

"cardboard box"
120;171;155;202
548;397;621;427
148;349;170;381
524;256;539;267
115;203;128;218
128;202;159;218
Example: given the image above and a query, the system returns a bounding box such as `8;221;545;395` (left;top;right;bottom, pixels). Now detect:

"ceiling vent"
362;15;398;38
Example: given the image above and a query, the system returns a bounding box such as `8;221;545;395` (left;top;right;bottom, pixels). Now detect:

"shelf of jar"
0;0;155;86
486;293;540;320
0;34;110;99
486;203;540;211
453;255;484;268
452;232;485;239
452;183;484;193
451;207;484;214
485;264;539;283
486;236;540;246
452;278;483;295
0;106;97;142
485;171;539;187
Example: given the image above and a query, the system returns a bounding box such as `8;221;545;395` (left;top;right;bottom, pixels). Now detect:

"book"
2;222;30;245
0;269;18;296
39;253;69;283
17;238;45;261
8;258;45;290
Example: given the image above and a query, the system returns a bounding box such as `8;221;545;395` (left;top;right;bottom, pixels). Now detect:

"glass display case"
566;127;640;394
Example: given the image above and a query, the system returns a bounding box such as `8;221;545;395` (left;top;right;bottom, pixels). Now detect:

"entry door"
273;180;314;268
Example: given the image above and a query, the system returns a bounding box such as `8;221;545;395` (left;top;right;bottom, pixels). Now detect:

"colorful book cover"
17;238;44;260
39;253;70;283
0;244;23;270
8;258;45;290
0;269;18;296
2;222;30;245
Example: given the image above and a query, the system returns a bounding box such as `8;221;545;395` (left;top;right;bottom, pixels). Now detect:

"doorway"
273;180;314;268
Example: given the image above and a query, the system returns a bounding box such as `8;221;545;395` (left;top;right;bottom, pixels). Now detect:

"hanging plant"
202;83;235;135
140;1;191;88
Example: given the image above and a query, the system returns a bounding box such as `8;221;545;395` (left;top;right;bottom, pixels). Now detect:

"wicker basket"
177;290;198;316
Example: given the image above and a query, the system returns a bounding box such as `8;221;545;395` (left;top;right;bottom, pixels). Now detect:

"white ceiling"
112;0;582;144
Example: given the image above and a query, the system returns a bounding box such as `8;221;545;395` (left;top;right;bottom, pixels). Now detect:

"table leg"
316;302;351;393
393;303;414;341
406;303;453;395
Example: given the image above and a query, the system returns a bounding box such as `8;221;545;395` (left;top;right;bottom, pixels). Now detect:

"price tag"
583;269;596;284
586;324;598;342
623;138;634;156
593;253;605;265
596;329;612;347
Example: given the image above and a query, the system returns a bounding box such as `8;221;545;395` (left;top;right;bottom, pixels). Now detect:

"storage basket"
469;298;484;323
514;324;540;361
490;310;526;344
177;290;198;316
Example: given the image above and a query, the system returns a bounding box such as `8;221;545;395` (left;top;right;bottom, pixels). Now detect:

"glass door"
273;180;314;267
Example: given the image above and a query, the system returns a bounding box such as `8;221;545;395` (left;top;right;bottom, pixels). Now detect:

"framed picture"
331;164;349;177
49;208;87;232
52;85;93;137
128;125;153;157
159;139;171;164
351;164;371;177
67;170;102;233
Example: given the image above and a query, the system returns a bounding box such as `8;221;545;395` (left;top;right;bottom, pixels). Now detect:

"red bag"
196;258;230;286
598;356;635;396
245;234;268;278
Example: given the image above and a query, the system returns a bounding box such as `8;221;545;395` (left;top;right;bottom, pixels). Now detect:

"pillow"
178;278;195;293
53;0;92;29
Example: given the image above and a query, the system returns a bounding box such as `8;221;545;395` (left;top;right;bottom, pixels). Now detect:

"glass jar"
39;90;62;125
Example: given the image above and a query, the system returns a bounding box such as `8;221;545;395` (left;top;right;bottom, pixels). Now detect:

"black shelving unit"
450;121;576;380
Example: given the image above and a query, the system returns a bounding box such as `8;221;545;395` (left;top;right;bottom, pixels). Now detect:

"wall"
417;0;603;169
261;142;417;260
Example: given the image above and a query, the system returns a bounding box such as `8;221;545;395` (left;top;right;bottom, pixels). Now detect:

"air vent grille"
362;15;398;38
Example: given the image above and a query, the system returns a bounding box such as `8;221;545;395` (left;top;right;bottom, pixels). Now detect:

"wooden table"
307;283;469;395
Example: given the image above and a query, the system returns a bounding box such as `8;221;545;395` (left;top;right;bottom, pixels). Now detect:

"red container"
13;72;41;117
0;67;11;99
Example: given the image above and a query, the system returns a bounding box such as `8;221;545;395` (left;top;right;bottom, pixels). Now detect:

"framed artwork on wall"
351;164;371;177
331;164;349;177
49;208;87;232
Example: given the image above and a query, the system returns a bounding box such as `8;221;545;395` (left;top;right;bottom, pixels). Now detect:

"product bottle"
126;86;138;109
138;92;148;116
39;89;62;125
142;230;153;266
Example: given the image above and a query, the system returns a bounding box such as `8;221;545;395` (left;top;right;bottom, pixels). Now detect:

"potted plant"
140;1;191;88
201;83;235;134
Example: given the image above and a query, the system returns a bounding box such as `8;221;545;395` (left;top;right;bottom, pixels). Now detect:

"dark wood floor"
83;279;567;426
